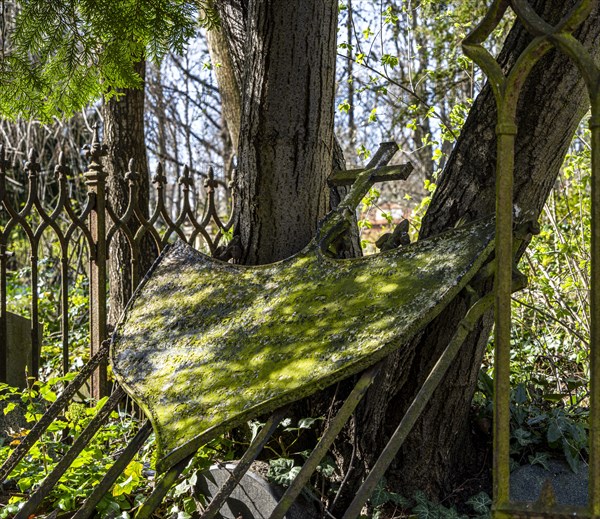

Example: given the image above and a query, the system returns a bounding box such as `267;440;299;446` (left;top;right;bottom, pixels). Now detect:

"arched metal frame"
0;126;236;398
463;1;600;517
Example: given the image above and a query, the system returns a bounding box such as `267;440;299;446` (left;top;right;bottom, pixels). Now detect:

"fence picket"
0;130;234;398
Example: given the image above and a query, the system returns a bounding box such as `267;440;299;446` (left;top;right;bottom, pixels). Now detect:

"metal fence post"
24;150;42;380
84;126;109;400
0;146;7;383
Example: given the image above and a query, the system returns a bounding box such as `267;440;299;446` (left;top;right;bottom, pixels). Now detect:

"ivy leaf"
526;413;547;426
528;452;550;471
413;502;438;519
113;475;134;497
445;507;467;519
248;420;264;441
547;421;562;444
182;497;197;515
387;491;412;509
370;479;389;508
125;460;144;478
563;438;581;473
173;477;192;498
466;492;492;515
267;458;300;487
512;428;534;447
3;402;17;415
298;417;321;429
39;385;57;402
513;384;528;405
56;495;74;511
413;490;429;506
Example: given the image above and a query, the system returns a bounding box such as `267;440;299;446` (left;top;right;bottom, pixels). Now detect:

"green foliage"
0;378;147;518
336;0;511;176
474;124;593;474
258;415;323;463
0;1;218;120
513;129;591;384
464;492;492;516
268;457;302;487
0;375;238;517
365;482;491;519
475;373;588;474
258;415;337;507
5;252;91;378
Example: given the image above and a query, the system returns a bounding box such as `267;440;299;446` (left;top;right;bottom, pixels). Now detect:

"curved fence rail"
0;127;235;398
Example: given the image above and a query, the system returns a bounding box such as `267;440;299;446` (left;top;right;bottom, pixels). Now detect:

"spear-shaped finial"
178;165;193;190
83;122;108;162
83;122;108;187
125;158;140;184
152;162;167;186
204;166;217;193
54;151;69;180
25;148;41;178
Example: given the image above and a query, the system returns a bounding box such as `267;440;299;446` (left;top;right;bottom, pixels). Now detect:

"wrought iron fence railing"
0;127;234;399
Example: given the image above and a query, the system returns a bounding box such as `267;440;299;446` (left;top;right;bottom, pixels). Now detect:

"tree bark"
232;0;338;264
102;60;156;327
212;0;355;231
206;25;242;151
346;0;600;502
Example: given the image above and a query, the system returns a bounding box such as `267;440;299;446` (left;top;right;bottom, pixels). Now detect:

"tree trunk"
346;0;600;502
206;26;241;152
232;0;338;265
102;60;156;327
213;0;359;261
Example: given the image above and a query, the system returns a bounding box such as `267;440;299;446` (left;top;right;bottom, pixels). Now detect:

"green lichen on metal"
463;2;599;513
110;216;495;473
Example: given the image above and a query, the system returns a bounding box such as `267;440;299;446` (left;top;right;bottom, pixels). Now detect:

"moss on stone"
110;216;495;473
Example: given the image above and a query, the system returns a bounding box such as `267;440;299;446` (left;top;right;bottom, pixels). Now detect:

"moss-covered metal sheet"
111;216;495;473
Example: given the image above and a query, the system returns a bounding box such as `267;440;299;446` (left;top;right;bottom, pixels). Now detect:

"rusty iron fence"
0;126;234;399
4;2;600;517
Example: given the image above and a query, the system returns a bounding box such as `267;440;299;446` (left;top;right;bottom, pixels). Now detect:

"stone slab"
111;217;495;472
510;458;588;507
5;312;42;389
195;464;318;519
